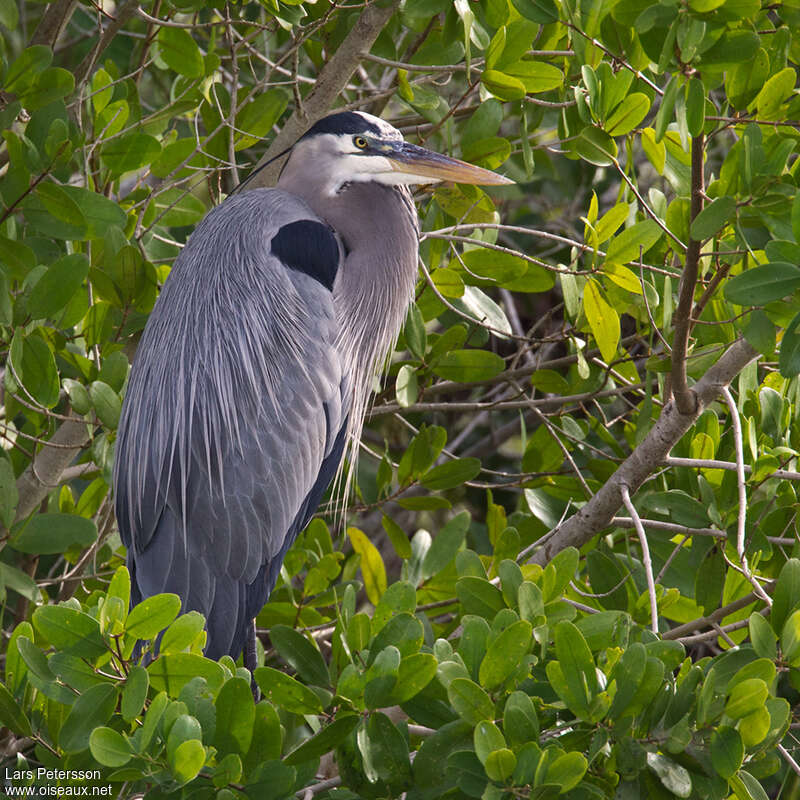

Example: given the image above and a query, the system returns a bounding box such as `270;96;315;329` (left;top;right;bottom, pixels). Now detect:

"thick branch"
525;338;758;566
30;0;78;47
245;0;401;188
14;419;92;524
671;134;705;414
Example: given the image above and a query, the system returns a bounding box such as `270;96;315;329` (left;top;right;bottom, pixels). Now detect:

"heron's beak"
384;141;514;186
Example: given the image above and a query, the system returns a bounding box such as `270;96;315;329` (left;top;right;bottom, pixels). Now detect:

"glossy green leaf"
478;620;532;689
60;683;118;753
254;667;323;714
0;682;32;736
32;604;106;659
157;27;205;77
12;513;97;555
605;93;650;136
284;714;359;765
710;726;743;778
101;133;161;176
126;593;182;640
89;727;133;767
481;69;526;101
9;330;60;408
270;624;330;686
510;0;558;23
348;526;387;605
690;197;735;240
584;278;619;363
420;458;480;491
447;677;495;724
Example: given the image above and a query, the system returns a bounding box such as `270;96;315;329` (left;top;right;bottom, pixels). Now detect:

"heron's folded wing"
114;188;349;657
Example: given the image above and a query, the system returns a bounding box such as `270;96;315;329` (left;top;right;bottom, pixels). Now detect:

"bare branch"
671;134;705;414
523;338;758;566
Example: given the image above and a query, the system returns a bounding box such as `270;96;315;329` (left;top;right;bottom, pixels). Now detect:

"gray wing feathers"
114;189;347;656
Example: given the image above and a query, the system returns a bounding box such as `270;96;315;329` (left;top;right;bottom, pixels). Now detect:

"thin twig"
620;485;658;633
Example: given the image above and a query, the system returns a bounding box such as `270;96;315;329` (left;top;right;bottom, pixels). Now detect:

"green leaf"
405;303;427;360
554;620;598;704
160;611;206;654
362;712;412;783
690;196;735;240
270;624;330;686
702;30;759;67
456;576;505;618
396;364;419;407
584;278;619;363
710;726;743;778
0;682;32;736
121;665;149;721
382;515;412;559
474;719;506;764
685;77;705;137
503;691;539;747
394;653;438;703
749;612;777;660
101;133;161;176
348;526;387;605
654;77;678;145
481;69;526;101
546;751;589;793
148;654;225;695
88;380;122;429
254;666;324;714
432;349;505;382
772;558;800;634
215;676;255;757
510;0;558;23
605;220;662;265
422;512;469;577
780;610;800;666
32;605;106;659
89;727;133;767
485;748;516;782
12;513;97;555
126;593;182;640
235;90;289;149
605;93;650;136
447;677;495;724
646;753;691;798
478;620;532;689
170;739;206;784
504;60;563;93
284;714;359;765
421;458;481;491
779;310;800;377
725;678;768;720
730;770;770;800
60;683;119;753
575;127;618;166
9;330;60;408
35;182;86;232
157;27;205;77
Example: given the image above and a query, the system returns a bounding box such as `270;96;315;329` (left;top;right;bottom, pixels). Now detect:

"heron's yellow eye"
353;136;369;149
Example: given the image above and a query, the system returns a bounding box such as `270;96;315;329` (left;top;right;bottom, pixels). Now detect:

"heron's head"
279;111;513;196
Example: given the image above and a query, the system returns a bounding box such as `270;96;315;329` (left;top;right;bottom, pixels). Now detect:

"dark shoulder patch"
300;112;381;140
271;220;340;291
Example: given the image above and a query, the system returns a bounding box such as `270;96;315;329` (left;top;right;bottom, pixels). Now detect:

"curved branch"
523;338;758;566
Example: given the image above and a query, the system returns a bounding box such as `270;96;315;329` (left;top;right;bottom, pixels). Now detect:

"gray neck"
276;175;419;483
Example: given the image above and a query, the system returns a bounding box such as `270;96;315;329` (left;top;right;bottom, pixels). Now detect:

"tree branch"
523;338;758;566
13;419;92;524
30;0;78;47
671;134;705;414
245;0;401;189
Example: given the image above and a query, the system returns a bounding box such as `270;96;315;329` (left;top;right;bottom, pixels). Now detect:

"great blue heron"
114;111;512;668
